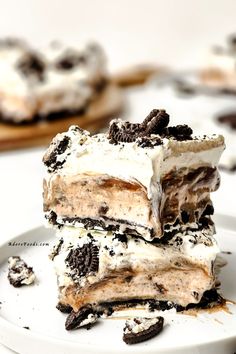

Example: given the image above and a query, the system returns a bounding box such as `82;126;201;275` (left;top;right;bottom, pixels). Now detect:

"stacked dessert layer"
201;34;236;91
43;109;224;313
0;38;107;123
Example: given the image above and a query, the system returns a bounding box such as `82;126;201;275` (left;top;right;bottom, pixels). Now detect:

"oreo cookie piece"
56;302;73;314
65;306;99;330
108;120;142;144
167;124;193;141
8;256;36;288
43;135;71;172
108;109;193;145
65;242;99;278
123;317;164;345
142;109;170;135
17;52;45;81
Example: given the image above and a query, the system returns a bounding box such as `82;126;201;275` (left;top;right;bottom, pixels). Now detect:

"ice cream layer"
43;119;224;240
51;225;219;310
0;39;107;123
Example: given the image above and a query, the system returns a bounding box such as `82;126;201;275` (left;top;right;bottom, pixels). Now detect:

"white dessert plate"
0;214;236;354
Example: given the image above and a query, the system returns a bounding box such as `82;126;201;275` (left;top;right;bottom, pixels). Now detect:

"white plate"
0;215;236;354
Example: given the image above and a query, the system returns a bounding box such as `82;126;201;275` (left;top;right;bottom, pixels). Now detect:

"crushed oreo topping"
108;109;193;145
136;136;162;148
65;243;99;278
65;305;99;330
123;317;164;345
167;125;193;141
43;135;70;172
8;256;36;287
17;52;45;81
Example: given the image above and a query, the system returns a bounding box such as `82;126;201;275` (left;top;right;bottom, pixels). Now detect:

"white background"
0;0;236;71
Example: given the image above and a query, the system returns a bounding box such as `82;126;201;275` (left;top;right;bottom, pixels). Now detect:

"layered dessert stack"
43;109;225;321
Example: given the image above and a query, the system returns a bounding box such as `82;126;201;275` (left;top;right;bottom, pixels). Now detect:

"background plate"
0;215;235;354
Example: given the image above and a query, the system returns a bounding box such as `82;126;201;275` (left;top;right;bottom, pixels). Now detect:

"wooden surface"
0;83;124;151
112;64;167;87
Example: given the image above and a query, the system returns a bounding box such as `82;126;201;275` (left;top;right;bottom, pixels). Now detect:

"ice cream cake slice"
43;109;224;241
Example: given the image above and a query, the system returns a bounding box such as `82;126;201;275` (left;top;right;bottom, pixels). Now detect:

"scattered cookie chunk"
8;256;36;287
65;305;99;330
123;317;164;345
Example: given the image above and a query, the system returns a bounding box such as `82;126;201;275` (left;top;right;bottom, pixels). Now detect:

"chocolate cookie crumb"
56;302;73;313
167;124;193;141
43;135;70;172
98;202;109;215
8;256;35;287
65;306;99;330
123;317;164;345
17;52;45;81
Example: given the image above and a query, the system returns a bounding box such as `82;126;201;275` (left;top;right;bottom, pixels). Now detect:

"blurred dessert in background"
0;38;107;124
200;34;236;92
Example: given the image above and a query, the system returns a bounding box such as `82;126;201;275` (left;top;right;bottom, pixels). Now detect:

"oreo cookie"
17;52;45;81
123;317;164;345
65;242;99;278
43;135;70;172
141;109;169;135
8;256;35;287
108;120;142;143
65;305;99;330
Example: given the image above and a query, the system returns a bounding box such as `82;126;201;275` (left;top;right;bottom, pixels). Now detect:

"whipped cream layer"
43;125;224;239
0;40;107;122
44;125;224;196
51;225;219;309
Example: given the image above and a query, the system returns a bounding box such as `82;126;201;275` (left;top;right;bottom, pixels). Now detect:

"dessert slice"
201;34;236;92
51;224;219;311
43;109;224;241
0;38;107;123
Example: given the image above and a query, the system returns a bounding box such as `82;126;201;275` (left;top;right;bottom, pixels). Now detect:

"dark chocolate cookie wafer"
123;316;164;345
65;305;99;330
